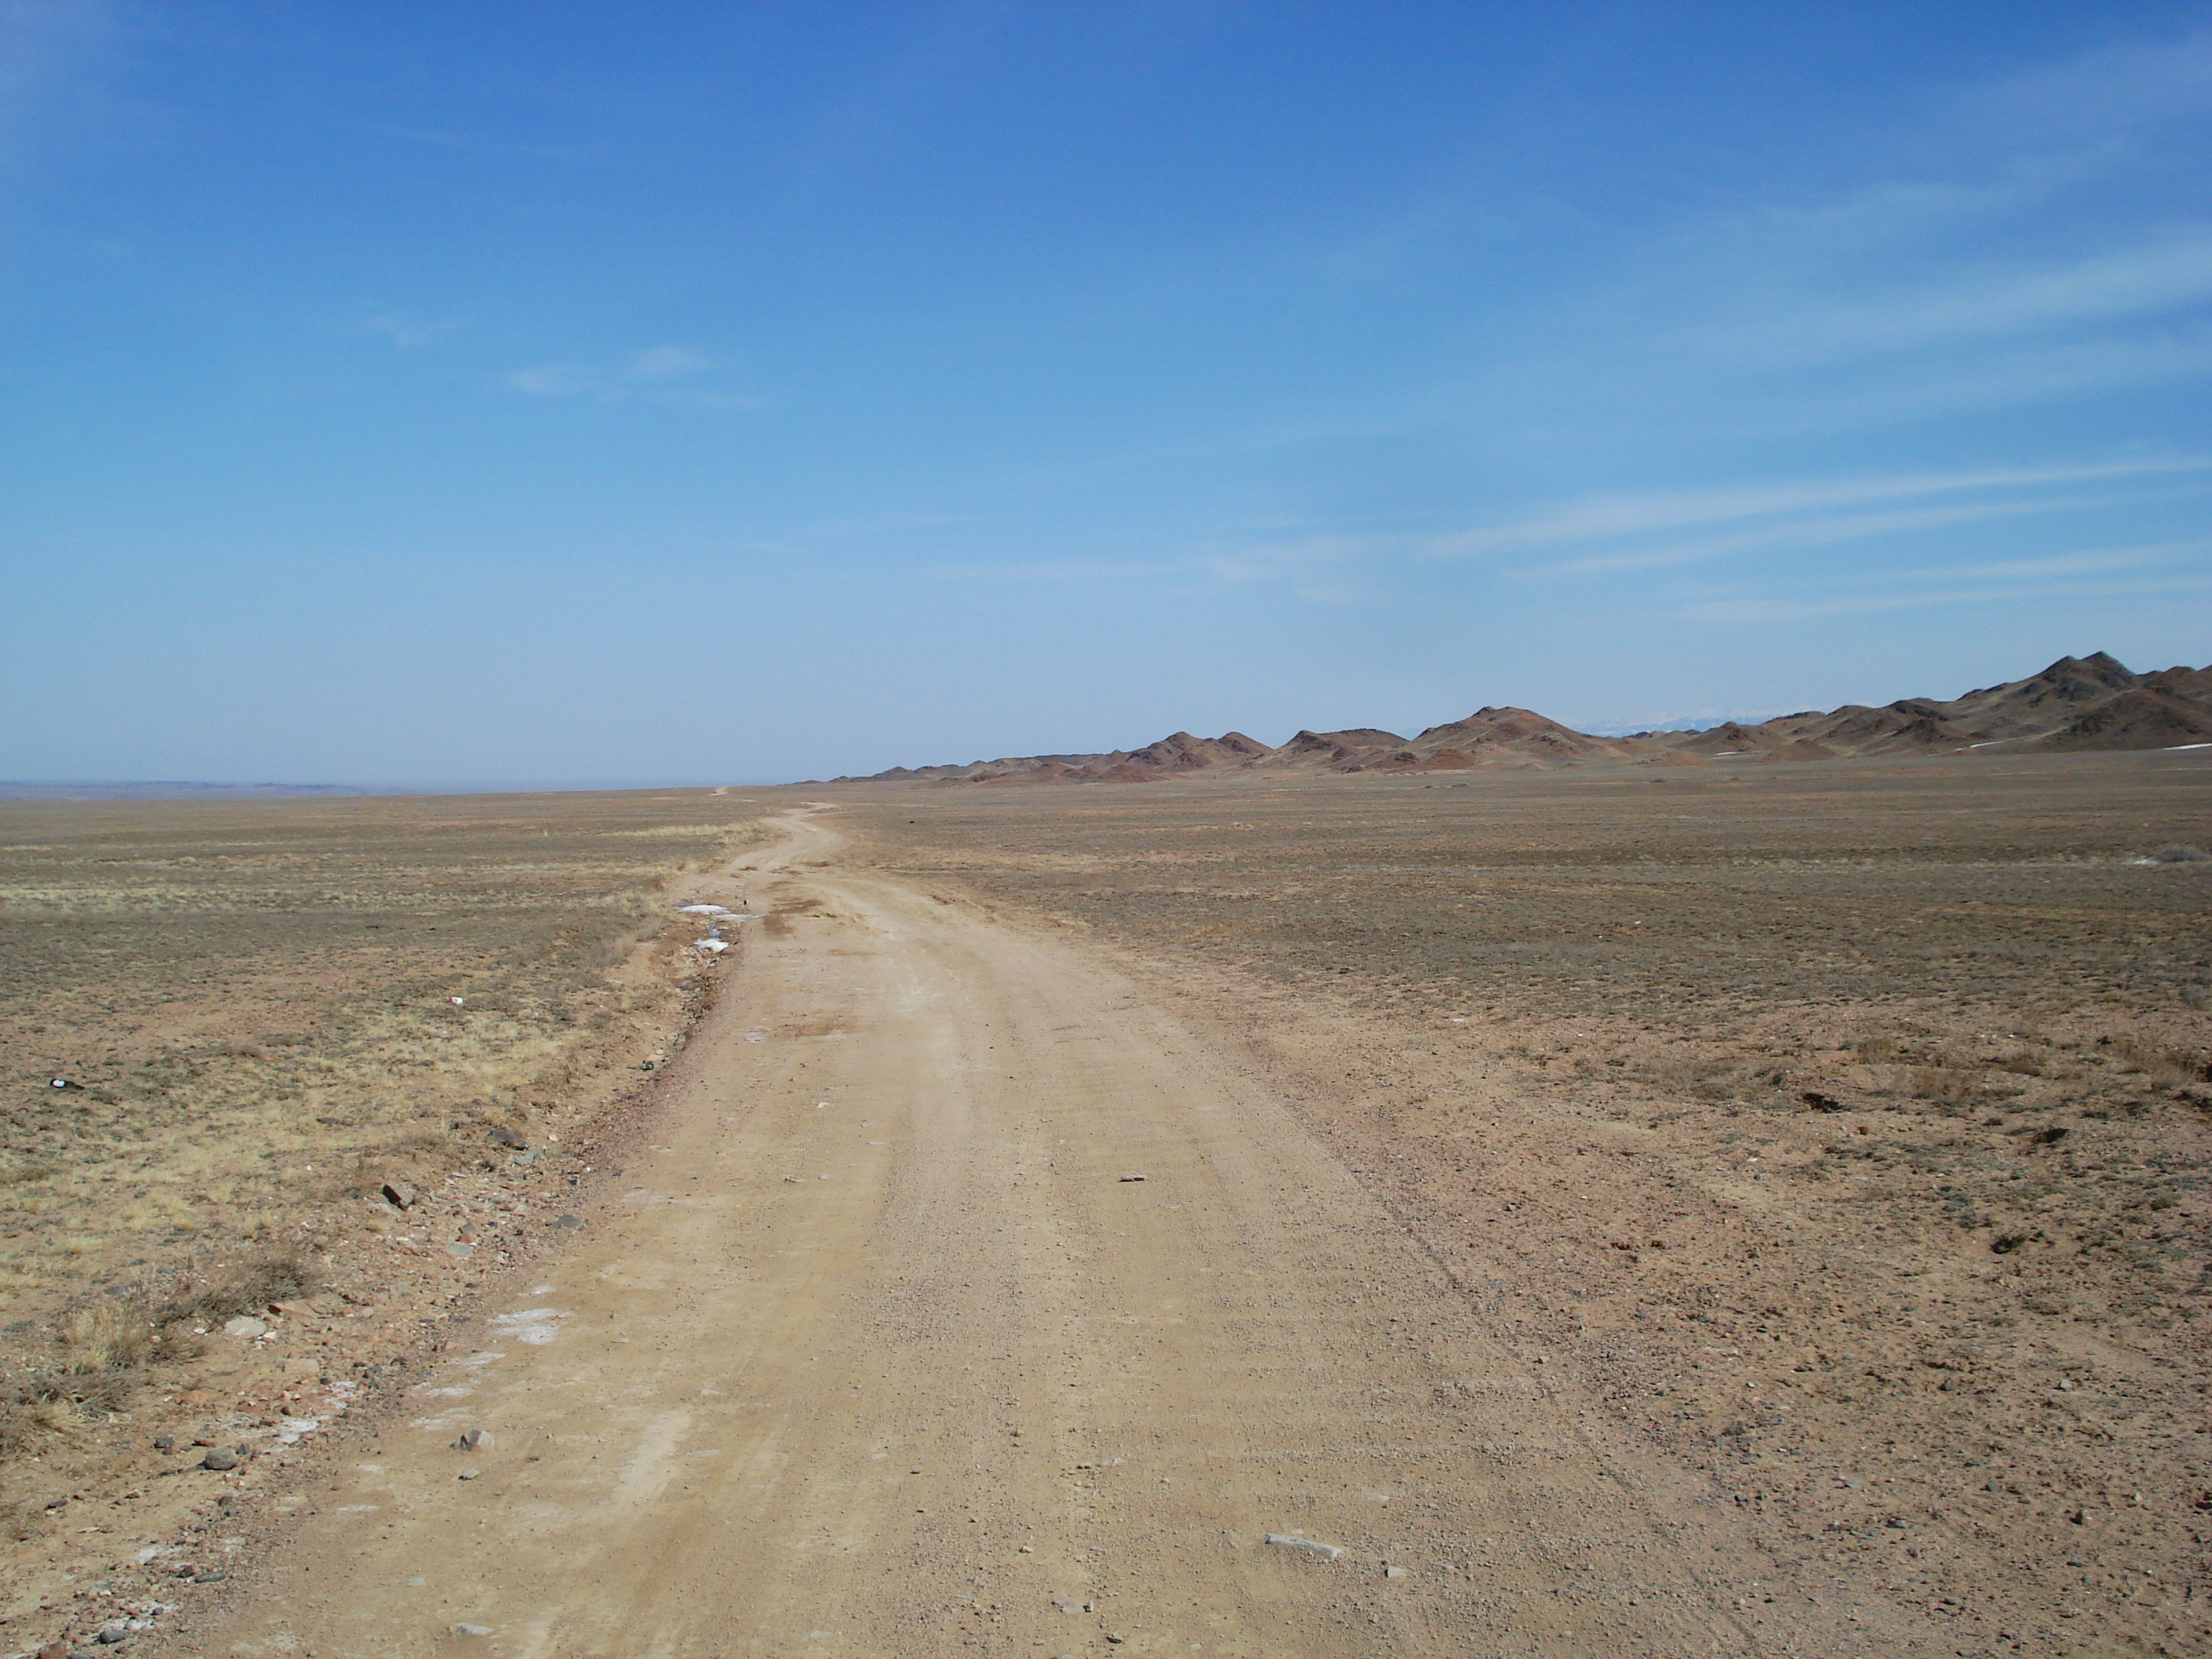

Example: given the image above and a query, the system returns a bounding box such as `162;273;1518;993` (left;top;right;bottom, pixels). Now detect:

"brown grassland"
1;749;2208;1654
832;747;2212;1653
0;788;776;1624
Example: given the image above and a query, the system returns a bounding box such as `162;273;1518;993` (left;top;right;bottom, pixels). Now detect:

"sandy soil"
33;751;2210;1658
158;808;1786;1659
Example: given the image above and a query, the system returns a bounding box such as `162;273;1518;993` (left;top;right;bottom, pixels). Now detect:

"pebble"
381;1179;417;1210
453;1428;490;1450
1385;1565;1408;1579
222;1316;268;1339
1118;1174;1146;1182
444;1244;476;1259
199;1449;240;1472
96;1625;128;1645
1264;1534;1341;1560
553;1215;586;1231
152;1435;174;1452
452;1623;494;1637
458;1468;482;1480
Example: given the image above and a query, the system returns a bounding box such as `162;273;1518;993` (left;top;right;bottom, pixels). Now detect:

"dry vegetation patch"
840;749;2212;1657
0;788;772;1631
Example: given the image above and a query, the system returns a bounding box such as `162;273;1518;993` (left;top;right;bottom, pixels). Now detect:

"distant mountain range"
842;652;2212;785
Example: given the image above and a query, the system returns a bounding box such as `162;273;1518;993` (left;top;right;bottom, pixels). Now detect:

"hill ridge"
834;652;2212;784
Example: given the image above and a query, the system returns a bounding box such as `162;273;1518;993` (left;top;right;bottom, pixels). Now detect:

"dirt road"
189;809;1772;1658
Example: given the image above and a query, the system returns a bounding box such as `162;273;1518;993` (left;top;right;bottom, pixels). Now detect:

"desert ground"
2;751;2208;1657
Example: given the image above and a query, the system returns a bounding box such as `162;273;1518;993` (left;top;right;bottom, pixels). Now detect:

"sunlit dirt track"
187;809;1767;1658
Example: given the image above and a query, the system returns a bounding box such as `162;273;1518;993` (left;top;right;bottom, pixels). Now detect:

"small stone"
454;1428;490;1450
96;1625;129;1645
552;1215;585;1231
1106;1637;1124;1645
381;1179;416;1210
1385;1564;1408;1578
192;1570;229;1585
1264;1533;1341;1560
487;1128;528;1150
199;1449;240;1472
452;1624;494;1637
444;1244;475;1258
222;1316;269;1339
1118;1174;1146;1182
152;1435;174;1452
458;1468;481;1480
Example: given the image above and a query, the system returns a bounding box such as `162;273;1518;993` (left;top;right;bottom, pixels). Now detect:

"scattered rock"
1800;1091;1843;1112
458;1468;481;1480
444;1243;476;1258
1264;1533;1341;1560
192;1569;228;1585
199;1449;240;1472
222;1316;269;1339
552;1215;586;1232
452;1623;494;1637
454;1427;490;1450
1118;1174;1146;1182
152;1435;174;1452
96;1625;129;1645
381;1179;416;1210
1384;1564;1408;1578
487;1128;528;1150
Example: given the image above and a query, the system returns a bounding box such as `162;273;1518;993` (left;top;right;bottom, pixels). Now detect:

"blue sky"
3;2;2208;782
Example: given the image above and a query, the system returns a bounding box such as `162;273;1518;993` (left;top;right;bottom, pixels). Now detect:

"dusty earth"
9;750;2208;1658
161;807;1778;1659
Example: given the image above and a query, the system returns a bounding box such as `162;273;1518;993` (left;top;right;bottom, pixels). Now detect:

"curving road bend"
192;809;1758;1658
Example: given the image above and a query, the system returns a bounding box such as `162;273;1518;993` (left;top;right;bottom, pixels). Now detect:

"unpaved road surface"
187;810;1781;1657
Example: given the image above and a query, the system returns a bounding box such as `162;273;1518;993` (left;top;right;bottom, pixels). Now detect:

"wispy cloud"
1439;457;2211;561
361;311;464;349
929;558;1185;584
505;346;765;409
1681;565;2212;623
1686;234;2212;371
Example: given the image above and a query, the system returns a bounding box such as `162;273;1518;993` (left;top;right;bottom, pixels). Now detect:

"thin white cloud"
929;558;1185;584
629;345;711;378
1434;457;2211;559
361;312;464;349
1528;494;2123;578
1884;539;2209;584
504;346;764;409
1682;570;2212;623
1691;234;2212;370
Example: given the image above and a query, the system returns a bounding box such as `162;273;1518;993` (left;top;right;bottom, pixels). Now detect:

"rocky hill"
840;652;2211;784
1637;652;2212;762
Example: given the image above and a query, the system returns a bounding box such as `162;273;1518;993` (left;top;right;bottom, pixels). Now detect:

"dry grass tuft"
148;1251;321;1331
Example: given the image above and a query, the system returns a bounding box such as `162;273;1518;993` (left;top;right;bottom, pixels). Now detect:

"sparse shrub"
150;1251;321;1329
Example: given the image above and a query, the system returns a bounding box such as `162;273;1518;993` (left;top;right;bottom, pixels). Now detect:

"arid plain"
1;750;2208;1658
